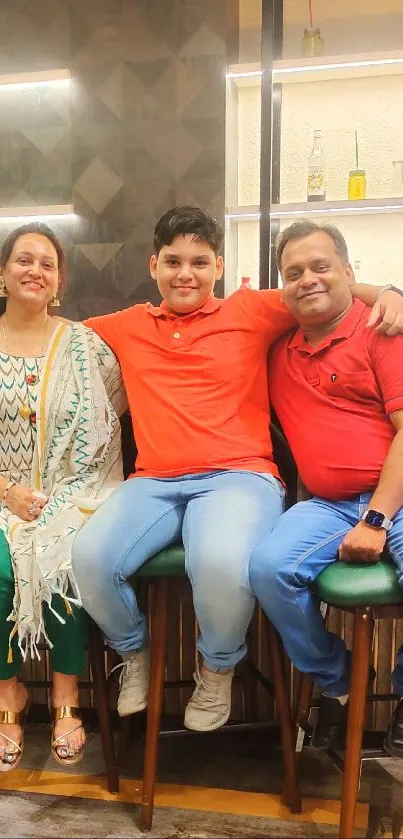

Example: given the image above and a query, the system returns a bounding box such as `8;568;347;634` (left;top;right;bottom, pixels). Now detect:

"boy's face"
150;234;223;315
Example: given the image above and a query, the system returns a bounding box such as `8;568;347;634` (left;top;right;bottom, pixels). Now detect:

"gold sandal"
0;696;31;773
51;706;85;766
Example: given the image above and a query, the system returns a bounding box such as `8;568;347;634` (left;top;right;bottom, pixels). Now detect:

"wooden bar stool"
88;619;120;793
136;544;301;831
295;556;403;839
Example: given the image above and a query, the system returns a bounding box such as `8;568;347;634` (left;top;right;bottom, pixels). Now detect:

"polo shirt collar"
289;299;367;353
147;295;221;319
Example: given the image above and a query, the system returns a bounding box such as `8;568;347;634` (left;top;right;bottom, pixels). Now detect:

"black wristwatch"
361;509;393;532
378;284;403;298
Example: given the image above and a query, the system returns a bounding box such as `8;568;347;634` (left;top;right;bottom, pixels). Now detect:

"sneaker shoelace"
108;657;141;687
191;668;225;709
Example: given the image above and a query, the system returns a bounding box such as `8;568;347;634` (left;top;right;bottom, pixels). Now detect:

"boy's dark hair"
153;206;223;256
276;219;349;270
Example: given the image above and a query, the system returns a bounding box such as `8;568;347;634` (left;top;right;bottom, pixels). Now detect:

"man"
73;207;403;732
250;219;403;755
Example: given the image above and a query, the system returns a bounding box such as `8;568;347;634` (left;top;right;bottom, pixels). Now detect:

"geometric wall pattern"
0;0;237;317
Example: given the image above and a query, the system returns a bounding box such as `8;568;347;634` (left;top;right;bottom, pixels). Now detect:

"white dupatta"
1;322;124;660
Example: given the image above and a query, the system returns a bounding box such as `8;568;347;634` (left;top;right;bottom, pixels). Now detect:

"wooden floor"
1;723;403;837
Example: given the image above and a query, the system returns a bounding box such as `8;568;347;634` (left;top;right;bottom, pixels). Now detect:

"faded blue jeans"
72;470;285;672
250;493;403;696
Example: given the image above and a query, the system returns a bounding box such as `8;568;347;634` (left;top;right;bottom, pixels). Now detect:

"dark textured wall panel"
0;0;234;316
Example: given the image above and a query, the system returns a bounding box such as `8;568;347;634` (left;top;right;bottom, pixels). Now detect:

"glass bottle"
301;28;325;58
307;130;326;202
348;170;366;200
240;276;252;289
353;260;362;283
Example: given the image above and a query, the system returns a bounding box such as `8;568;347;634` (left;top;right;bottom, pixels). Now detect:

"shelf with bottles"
227;50;403;88
227;197;403;221
279;64;403;204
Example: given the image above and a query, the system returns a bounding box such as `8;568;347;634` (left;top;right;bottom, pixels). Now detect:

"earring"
50;294;60;307
0;275;7;298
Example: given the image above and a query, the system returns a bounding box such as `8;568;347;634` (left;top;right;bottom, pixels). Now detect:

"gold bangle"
2;480;15;508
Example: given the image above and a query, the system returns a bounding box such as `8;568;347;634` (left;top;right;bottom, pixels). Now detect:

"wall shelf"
225;18;403;292
228;50;403;87
227;198;403;221
0;69;70;89
0;204;75;220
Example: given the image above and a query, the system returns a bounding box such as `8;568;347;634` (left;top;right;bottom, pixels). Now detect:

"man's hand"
338;521;386;564
366;289;403;336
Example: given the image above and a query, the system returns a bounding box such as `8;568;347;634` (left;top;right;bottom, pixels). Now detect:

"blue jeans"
250;493;403;696
72;471;284;672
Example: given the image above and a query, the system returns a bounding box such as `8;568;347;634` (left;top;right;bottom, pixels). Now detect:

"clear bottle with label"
240;276;252;289
307;130;326;202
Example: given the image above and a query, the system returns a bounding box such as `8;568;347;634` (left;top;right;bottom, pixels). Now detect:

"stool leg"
294;671;314;763
140;577;169;831
266;619;301;813
339;607;374;839
118;715;133;766
294;671;314;729
88;619;119;794
242;632;259;721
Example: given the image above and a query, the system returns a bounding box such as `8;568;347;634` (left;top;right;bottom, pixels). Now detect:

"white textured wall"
236;220;260;291
280;75;403;203
238;85;261;206
235;70;403;290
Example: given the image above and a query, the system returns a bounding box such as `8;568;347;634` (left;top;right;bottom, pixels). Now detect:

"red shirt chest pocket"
321;368;381;406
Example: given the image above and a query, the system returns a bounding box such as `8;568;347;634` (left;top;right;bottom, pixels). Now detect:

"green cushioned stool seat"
137;544;186;578
315;557;403;607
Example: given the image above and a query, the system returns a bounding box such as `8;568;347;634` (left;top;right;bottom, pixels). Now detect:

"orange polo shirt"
84;289;294;479
269;300;403;500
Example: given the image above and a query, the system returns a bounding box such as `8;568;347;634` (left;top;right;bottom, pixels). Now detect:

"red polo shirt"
84;289;295;478
268;300;403;500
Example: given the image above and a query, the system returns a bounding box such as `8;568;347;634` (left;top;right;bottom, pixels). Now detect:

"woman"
0;222;124;772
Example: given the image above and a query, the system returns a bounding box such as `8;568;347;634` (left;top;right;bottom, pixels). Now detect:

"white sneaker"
112;649;150;717
184;665;234;732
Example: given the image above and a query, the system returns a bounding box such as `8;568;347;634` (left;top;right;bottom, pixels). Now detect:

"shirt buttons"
173;332;181;339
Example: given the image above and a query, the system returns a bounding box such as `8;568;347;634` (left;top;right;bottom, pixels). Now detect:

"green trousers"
0;531;87;680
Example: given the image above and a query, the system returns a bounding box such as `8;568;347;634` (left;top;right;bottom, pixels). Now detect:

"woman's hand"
4;485;48;521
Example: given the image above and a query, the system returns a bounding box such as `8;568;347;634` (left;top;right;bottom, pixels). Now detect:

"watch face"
365;510;385;528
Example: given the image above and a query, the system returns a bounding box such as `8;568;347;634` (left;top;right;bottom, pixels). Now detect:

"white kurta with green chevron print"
0;322;125;660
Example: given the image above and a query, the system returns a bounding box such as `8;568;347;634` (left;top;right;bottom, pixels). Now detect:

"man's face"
280;232;354;325
150;234;223;315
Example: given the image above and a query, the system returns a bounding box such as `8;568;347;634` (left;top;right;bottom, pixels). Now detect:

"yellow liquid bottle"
348;170;366;200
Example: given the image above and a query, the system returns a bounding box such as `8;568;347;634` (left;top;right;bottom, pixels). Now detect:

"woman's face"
1;233;59;311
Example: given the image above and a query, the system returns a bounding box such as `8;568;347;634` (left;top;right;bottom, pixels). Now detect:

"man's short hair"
154;206;223;256
275;220;349;271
